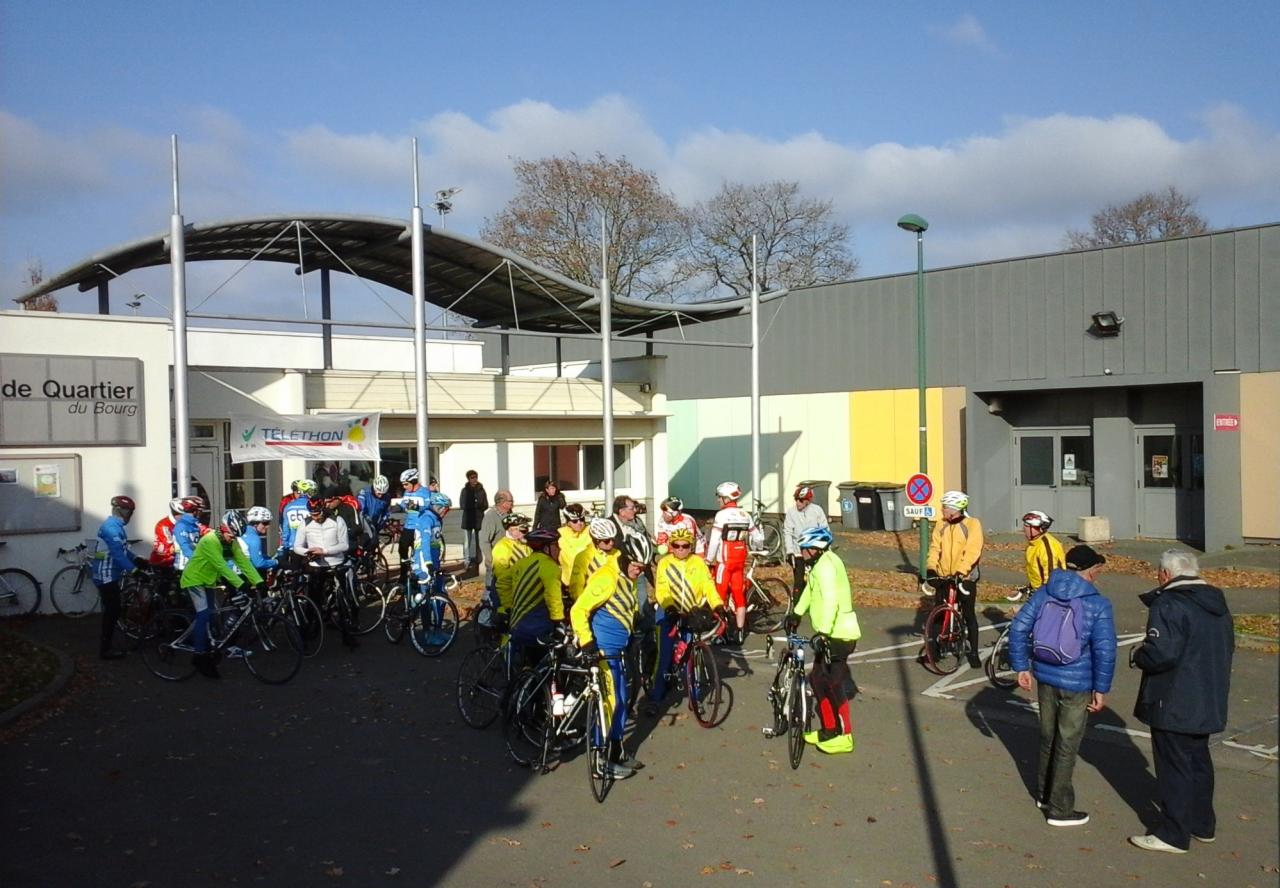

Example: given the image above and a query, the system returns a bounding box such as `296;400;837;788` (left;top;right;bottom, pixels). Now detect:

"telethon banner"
229;412;380;464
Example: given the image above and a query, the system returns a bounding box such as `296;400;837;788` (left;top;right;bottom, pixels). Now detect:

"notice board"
0;454;83;535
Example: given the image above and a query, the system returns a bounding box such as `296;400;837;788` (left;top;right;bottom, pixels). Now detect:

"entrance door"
1012;430;1094;529
190;445;223;521
1136;429;1203;543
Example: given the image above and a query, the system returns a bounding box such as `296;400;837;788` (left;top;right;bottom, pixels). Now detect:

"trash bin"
836;482;860;528
798;479;832;518
877;483;911;531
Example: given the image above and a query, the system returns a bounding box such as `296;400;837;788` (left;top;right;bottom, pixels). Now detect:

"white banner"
229;413;381;463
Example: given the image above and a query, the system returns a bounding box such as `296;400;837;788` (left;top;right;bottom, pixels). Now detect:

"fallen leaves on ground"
1234;614;1279;638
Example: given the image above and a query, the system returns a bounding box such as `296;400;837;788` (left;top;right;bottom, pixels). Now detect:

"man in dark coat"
1128;549;1234;854
459;470;488;566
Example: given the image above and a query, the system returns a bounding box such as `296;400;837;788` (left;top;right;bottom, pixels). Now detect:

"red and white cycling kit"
149;515;176;566
655;511;706;557
706;502;754;609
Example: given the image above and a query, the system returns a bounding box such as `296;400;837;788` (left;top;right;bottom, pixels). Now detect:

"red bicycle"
922;575;973;675
652;607;725;727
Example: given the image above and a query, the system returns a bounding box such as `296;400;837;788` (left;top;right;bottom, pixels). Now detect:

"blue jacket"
241;525;278;572
279;495;311;551
400;490;427;532
92;515;138;585
411;509;444;593
1009;568;1117;694
357;487;390;528
172;514;202;569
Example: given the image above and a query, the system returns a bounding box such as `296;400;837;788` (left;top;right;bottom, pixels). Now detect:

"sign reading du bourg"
0;354;145;446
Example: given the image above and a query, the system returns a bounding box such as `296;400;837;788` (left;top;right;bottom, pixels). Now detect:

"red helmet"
794;485;814;502
110;495;136;511
177;496;204;514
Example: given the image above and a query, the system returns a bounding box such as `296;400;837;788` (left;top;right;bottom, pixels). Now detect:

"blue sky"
2;1;1278;317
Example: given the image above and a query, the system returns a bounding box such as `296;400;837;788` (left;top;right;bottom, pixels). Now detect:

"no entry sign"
906;473;934;505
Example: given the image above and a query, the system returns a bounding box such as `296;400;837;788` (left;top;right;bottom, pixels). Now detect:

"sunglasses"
669;542;692;550
568;517;585;523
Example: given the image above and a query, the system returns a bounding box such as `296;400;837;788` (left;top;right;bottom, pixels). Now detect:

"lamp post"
897;213;929;576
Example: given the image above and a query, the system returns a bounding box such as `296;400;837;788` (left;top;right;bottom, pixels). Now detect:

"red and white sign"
1213;413;1240;431
906;473;934;505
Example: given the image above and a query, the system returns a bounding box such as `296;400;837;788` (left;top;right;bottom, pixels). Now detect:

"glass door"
1012;429;1094;530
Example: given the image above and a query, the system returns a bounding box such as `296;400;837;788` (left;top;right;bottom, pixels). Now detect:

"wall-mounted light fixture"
1089;310;1124;337
639;382;653;394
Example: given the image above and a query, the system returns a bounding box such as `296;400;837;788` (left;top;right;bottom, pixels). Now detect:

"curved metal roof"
16;214;775;335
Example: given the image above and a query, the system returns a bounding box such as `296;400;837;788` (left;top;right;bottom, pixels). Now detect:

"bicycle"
116;568;170;640
649;607;725;727
262;570;326;657
0;541;42;618
761;632;814;769
456;636;515;729
922;575;975;675
984;591;1024;689
749;499;784;564
49;541;103;617
138;589;303;684
383;571;459;656
743;554;791;635
352;541;390;584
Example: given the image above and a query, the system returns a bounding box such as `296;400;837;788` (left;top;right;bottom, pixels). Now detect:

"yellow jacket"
654;553;723;612
492;535;531;612
1024;532;1066;589
570;562;635;645
927;515;984;579
510;551;565;626
568;544;619;600
557;525;593;586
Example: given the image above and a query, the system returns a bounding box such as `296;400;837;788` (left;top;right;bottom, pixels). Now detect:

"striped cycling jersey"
510;551;564;628
654;553;723;612
492;536;531;612
568;545;619;599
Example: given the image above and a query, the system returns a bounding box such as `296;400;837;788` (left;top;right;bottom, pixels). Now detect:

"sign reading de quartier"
0;354;145;446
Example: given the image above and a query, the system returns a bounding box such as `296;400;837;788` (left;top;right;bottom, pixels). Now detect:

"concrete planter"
1077;515;1112;543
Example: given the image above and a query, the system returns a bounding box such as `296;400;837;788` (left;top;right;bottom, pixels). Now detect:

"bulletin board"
0;454;83;535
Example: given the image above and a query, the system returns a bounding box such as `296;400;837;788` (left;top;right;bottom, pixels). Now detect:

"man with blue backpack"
1008;544;1117;828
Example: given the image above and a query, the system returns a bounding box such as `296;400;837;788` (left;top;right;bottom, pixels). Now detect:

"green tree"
1066;186;1209;249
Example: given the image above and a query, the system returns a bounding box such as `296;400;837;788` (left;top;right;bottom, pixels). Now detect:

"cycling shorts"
714;561;746;609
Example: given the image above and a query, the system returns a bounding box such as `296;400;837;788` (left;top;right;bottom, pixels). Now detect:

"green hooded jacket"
794;549;861;641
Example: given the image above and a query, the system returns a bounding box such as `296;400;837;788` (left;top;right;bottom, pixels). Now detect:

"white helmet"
168;497;186;516
588;517;617;541
400;468;419;484
715;481;741;500
940;490;970;511
371;475;389;495
246;506;273;524
1021;509;1052;529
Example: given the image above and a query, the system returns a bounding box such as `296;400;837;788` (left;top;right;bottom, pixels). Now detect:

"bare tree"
481;153;690;301
684;181;858;299
1066;186;1209;249
20;258;58;312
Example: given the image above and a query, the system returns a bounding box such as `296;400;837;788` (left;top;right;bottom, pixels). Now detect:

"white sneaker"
1129;834;1187;854
1005;591;1024;602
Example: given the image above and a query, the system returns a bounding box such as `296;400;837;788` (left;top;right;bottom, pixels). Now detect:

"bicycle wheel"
586;688;614;803
788;669;807;770
139;609;196;681
923;606;962;675
410;595;459;657
383;591;408;644
747;577;790;634
351;580;387;635
0;568;41;618
115;577;156;640
985;627;1018;689
767;661;790;738
470;601;501;649
243;613;303;684
504;669;547;768
687;642;722;728
456;646;508;729
282;594;325;657
49;565;100;617
759;521;784;563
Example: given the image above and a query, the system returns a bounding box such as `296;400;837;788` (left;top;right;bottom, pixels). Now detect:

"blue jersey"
242;525;278;572
357;486;390;528
92;515;137;585
172;514;202;570
280;495;311;551
411;509;444;593
399;489;427;532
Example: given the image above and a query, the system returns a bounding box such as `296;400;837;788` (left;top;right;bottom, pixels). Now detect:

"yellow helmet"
668;527;694;544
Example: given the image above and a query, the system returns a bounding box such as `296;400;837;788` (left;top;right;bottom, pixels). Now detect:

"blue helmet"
428;492;452;511
797;526;834;551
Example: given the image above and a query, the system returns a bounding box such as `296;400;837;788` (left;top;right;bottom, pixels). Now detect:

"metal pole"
170;135;191;498
410;138;430;475
915;229;929;575
750;234;761;512
601;217;615;507
320;267;333;370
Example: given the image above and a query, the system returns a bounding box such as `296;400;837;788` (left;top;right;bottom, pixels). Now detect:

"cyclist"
149;497;184;567
413;492;452;596
172;496;205;572
293;495;357;647
784;526;861;755
1010;510;1067;602
557;503;594;588
278;480;300;523
571;534;653;778
654;496;706;557
279;480;316;567
568;517;621;600
393;469;427;587
357;475;391;534
91;494;150;659
180;514;264;678
492;512;532;617
784;484;829;597
508;528;565;664
925;490;985;669
646;526;724;715
241;506;279;573
706;480;755;647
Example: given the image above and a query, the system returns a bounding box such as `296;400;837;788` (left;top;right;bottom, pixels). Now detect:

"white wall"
188;328;482;372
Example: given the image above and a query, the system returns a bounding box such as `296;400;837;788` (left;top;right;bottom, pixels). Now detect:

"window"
1059;436;1094;487
1018;436;1055;486
534;442;631;494
225;458;268;511
376;446;440;497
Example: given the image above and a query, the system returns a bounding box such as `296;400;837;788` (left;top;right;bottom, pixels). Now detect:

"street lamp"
897;213;930;576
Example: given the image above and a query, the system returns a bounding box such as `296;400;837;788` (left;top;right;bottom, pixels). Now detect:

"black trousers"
790;556;807;596
398;529;417;584
1151;728;1216;849
97;581;122;653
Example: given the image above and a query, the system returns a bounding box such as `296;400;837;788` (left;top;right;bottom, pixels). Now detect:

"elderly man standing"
1128;549;1234;854
479;489;514;596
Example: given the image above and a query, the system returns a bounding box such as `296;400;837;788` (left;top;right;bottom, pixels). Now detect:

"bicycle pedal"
761;727;778;738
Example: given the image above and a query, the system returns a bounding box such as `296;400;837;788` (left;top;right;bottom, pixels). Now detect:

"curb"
0;635;76;727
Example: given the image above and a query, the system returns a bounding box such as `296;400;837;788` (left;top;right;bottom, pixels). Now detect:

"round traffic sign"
906;473;933;505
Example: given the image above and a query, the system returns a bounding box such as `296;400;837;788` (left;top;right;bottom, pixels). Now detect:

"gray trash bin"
877;483;911;531
836;482;860;528
798;479;832;517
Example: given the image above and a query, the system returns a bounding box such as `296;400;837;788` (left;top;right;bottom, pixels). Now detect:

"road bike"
383;570;459;656
138;589;303;684
761;632;814;769
648;607;725;727
456;637;515;729
922;575;975;675
0;541;42;618
744;554;791;635
749;499;784;564
262;569;326;657
49;541;104;617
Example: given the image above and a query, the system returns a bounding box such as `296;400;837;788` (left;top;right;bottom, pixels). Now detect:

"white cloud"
936;13;1000;55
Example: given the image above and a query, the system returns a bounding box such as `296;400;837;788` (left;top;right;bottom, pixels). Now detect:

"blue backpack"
1031;596;1085;666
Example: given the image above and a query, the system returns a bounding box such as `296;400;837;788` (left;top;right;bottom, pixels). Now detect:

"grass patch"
0;630;61;712
1234;613;1279;639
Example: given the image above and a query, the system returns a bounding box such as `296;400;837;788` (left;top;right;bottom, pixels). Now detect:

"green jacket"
180;531;262;590
794;550;861;641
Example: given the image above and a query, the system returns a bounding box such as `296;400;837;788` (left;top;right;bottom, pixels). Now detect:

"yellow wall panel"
848;386;966;506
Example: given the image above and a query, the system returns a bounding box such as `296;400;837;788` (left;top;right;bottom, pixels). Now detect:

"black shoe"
1046;810;1090;827
99;649;127;661
642;699;660;718
193;653;221;679
611;749;645;770
967;654;982;669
